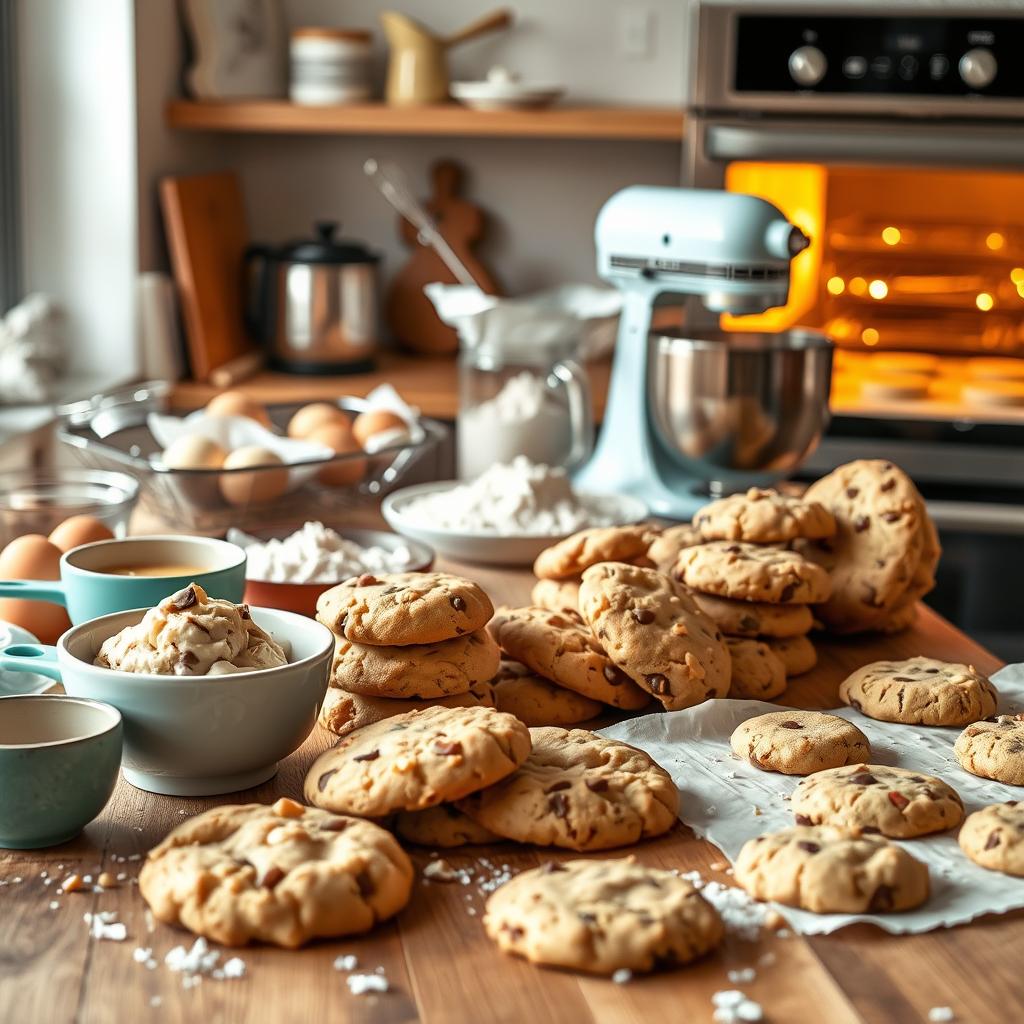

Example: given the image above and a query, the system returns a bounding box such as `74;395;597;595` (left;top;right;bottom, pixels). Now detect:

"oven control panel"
734;16;1024;97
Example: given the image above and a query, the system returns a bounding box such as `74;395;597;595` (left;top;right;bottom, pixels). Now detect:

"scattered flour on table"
399;457;618;536
347;973;389;995
232;521;415;583
928;1009;955;1023
712;990;763;1022
679;871;770;942
162;937;246;987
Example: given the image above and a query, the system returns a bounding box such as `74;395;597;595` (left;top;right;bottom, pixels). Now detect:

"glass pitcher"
457;342;593;480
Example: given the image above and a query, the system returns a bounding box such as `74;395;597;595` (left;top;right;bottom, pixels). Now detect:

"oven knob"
788;45;827;87
959;48;997;89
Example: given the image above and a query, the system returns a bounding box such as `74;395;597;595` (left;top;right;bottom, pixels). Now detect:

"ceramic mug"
0;694;122;849
0;535;246;624
0;605;332;797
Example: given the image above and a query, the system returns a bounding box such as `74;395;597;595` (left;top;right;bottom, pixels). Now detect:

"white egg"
162;434;228;471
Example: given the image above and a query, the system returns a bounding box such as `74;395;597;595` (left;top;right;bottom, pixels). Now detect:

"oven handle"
927;500;1024;537
705;123;1024;167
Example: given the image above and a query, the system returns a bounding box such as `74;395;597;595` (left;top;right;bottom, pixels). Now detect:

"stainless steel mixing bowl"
648;328;833;493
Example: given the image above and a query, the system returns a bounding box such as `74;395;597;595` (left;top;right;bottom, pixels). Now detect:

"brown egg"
309;423;368;487
48;515;115;552
205;391;272;428
287;402;349;440
352;410;408;449
162;434;228;470
0;535;72;644
219;446;289;506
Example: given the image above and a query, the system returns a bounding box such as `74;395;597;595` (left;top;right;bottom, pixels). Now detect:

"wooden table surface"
1;558;1015;1024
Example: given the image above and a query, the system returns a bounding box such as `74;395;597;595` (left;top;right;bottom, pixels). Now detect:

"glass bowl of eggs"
58;390;446;532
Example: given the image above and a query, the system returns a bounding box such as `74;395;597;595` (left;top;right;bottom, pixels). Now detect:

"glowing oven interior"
723;164;1024;420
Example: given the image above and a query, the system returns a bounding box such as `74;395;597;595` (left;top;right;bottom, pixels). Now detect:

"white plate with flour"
381;481;647;567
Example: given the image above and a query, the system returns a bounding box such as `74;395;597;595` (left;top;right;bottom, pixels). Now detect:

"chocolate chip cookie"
676;542;831;605
530;578;581;614
693;487;836;543
330;628;500;699
457;727;679;851
764;634;817;677
533;525;655;581
317;680;495;738
730;710;871;776
305;705;531;817
648;524;703;574
734;825;929;914
839;656;998;727
691;592;814;639
792;764;964;838
490;659;603;727
487;606;649;710
802;460;925;632
393;803;503;848
955;716;1024;785
316;572;493;646
138;801;413;948
958;802;1024;877
484;858;723;975
578;562;730;711
725;638;787;700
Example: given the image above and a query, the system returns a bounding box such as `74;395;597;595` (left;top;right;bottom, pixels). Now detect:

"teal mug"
0;694;122;848
0;535;246;624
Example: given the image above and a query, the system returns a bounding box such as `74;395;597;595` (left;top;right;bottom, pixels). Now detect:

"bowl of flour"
381;457;647;566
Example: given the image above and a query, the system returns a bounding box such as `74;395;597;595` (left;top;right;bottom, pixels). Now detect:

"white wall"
18;0;139;378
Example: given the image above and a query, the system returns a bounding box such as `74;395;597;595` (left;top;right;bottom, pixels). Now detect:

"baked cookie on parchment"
839;656;997;727
954;715;1024;785
730;710;870;776
734;825;929;914
484;858;723;975
959;802;1024;876
139;800;413;948
725;638;787;700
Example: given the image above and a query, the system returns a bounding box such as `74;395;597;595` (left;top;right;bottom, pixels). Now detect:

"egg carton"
58;397;447;534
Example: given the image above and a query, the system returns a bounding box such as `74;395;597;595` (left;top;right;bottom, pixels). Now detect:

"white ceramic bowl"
46;607;331;796
381;482;648;566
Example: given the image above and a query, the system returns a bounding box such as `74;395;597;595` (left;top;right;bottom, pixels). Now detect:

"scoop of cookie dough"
954;715;1024;785
731;710;871;776
457;726;678;851
693;487;836;544
839;656;997;727
578;562;730;711
725;638;787;700
317;680;495;738
138;800;413;948
676;541;831;605
958;802;1024;877
488;605;649;710
791;763;963;838
489;659;603;727
734;825;929;914
484;858;723;974
316;571;493;646
393;803;503;848
305;704;531;816
94;582;286;676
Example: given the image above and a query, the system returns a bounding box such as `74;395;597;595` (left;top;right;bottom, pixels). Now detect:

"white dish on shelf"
451;71;564;111
381;481;646;567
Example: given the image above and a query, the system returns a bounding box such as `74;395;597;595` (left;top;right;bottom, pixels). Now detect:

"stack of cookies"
677;487;836;699
314;571;501;737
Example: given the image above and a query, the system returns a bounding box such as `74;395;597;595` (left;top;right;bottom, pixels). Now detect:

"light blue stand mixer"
574;186;833;520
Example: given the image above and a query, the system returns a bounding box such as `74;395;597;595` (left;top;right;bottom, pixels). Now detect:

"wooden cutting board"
385;160;500;356
159;172;253;381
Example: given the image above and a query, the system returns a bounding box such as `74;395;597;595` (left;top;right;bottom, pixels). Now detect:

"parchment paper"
600;663;1024;935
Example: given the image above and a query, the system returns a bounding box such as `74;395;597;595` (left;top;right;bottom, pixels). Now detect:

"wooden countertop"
169;352;613;422
1;540;1014;1024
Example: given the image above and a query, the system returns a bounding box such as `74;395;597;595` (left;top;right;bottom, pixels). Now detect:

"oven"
684;2;1024;658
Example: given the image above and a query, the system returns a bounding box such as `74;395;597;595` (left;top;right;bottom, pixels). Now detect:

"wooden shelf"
165;100;684;142
169;350;612;421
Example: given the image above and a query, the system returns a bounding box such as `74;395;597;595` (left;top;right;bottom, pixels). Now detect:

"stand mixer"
573;186;833;519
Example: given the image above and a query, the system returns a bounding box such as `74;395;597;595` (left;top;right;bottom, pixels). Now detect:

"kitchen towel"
600;662;1024;936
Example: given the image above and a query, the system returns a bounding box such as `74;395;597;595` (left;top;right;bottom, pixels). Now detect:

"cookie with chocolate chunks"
959;802;1024;877
457;727;678;851
731;710;870;776
955;715;1024;785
